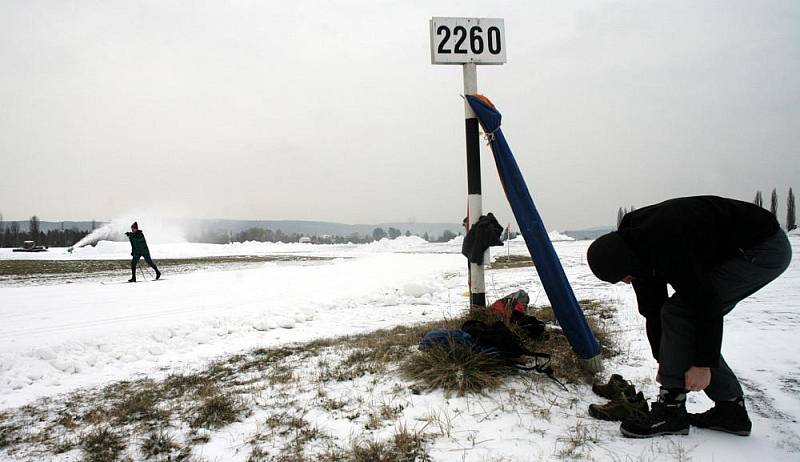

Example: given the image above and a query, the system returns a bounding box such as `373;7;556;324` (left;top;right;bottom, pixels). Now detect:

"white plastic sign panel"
430;17;506;65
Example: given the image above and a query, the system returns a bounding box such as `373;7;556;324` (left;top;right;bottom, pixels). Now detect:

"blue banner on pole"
466;95;600;360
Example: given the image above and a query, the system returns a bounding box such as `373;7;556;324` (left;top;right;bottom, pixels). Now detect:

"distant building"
299;236;312;244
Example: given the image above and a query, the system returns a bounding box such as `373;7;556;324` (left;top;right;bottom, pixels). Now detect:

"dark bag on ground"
490;290;546;340
461;320;532;359
418;320;565;390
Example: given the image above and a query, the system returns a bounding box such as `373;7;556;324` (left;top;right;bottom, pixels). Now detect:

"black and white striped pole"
430;17;506;308
463;62;486;307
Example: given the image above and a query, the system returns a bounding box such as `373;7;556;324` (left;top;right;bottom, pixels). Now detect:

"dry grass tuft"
81;427;127;462
139;427;188;460
400;341;512;397
190;385;247;429
345;425;430;462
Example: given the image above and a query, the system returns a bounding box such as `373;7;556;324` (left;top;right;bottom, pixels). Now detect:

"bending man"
587;196;791;438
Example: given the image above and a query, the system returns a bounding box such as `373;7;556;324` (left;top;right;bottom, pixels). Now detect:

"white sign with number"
430;17;506;65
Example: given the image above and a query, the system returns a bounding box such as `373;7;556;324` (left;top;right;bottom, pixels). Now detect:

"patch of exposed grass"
140;428;186;460
0;255;335;286
488;254;534;269
81;427;127;462
555;422;599;459
1;298;621;461
525;299;618;383
349;425;430;462
401;342;511;397
190;385;247;429
111;384;169;426
0;414;23;449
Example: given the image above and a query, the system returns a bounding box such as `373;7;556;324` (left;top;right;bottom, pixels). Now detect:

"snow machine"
12;241;48;252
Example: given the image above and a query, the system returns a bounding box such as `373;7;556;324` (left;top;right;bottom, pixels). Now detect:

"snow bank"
510;229;575;242
363;235;429;252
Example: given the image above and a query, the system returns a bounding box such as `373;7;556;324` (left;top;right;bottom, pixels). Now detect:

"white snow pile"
548;229;575;241
509;229;575;242
364;235;429;252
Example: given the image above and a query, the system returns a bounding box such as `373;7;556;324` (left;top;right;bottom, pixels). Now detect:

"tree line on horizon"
0;215;93;248
616;188;797;231
0;213;464;248
753;187;796;232
188;226;461;245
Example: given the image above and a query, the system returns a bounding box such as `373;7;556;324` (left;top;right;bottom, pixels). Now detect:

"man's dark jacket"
125;230;150;257
619;196;778;367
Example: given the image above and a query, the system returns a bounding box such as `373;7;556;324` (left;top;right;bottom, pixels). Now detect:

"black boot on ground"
620;388;689;438
155;269;161;280
689;398;752;436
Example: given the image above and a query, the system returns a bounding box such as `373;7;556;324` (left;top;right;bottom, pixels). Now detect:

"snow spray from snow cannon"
68;214;186;251
465;94;601;366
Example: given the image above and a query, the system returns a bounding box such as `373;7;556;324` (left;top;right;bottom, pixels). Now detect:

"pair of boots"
619;388;753;438
589;374;649;421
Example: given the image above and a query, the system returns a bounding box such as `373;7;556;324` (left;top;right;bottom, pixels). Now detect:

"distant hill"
181;219;463;238
562;226;615;240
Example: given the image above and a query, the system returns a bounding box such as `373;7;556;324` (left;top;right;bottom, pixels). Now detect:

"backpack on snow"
490;290;546;340
418;320;565;390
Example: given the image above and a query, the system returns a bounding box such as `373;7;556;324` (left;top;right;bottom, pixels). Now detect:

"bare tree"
753;190;763;207
372;227;387;241
29;216;40;241
788;187;796;231
9;221;19;247
0;212;4;247
616;207;625;228
770;188;778;215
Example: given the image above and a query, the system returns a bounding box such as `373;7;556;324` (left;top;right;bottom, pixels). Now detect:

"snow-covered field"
1;235;799;460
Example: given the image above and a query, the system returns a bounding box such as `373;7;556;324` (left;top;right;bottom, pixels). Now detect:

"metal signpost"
430;17;506;308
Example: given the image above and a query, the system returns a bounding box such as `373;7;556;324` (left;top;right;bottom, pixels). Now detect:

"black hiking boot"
155;269;162;280
127;278;136;283
689;398;752;436
620;389;689;438
589;392;649;421
592;374;636;400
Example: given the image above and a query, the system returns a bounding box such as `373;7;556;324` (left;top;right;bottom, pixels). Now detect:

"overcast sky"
1;0;798;230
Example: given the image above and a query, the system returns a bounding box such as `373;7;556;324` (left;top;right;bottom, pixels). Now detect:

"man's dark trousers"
659;230;792;400
131;253;159;275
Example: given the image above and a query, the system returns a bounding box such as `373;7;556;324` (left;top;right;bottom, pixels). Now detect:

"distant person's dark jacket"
619;196;779;367
125;230;150;257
